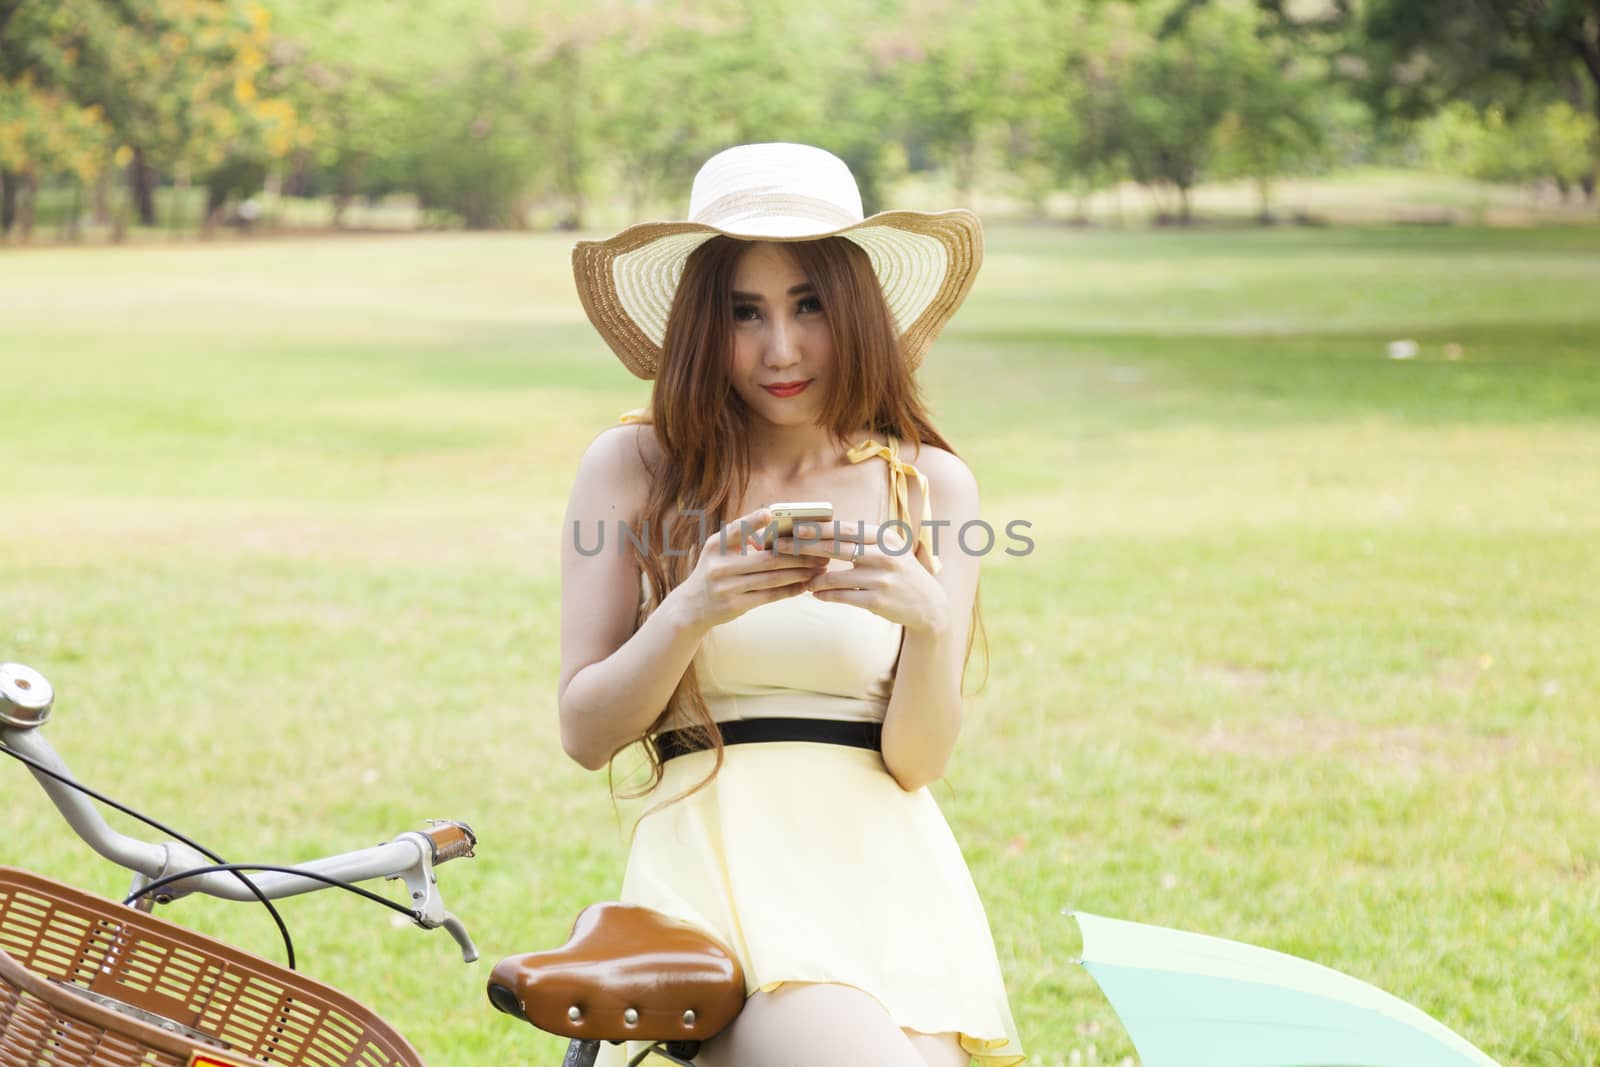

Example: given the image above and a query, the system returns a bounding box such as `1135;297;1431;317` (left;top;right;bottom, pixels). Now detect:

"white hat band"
692;189;863;235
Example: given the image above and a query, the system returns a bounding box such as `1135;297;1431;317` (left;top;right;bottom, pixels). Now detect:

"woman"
559;142;1024;1067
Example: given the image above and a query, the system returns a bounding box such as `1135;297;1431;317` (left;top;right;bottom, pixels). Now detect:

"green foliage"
4;0;1595;235
586;2;904;217
1347;0;1599;191
1208;33;1332;215
1031;3;1134;207
1;0;304;233
406;100;536;231
1422;100;1600;188
1101;1;1318;219
1114;3;1242;209
894;0;1016;197
0;74;109;182
1354;0;1598;121
0;4;114;185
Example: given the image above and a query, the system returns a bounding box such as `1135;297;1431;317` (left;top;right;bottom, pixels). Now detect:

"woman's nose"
764;317;801;367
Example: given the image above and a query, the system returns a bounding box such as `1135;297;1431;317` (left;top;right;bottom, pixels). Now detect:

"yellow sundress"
596;409;1025;1066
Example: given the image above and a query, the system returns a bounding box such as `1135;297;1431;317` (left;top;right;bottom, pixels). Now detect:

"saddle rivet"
624;1008;640;1025
567;1006;582;1023
682;1010;697;1027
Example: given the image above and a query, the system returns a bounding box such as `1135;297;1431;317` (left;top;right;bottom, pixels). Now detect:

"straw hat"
572;142;983;380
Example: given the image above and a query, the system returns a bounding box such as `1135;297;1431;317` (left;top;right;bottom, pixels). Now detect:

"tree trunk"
1577;38;1600;206
628;166;648;221
0;169;15;236
130;147;157;226
562;165;586;230
1255;174;1273;223
553;120;586;229
953;141;977;209
551;44;587;230
203;180;227;238
168;167;190;236
18;169;37;241
93;171;112;226
285;148;312;198
261;165;282;230
1177;181;1192;224
333;153;366;229
1592;74;1600;206
111;166;130;242
63;180;83;240
1072;189;1090;225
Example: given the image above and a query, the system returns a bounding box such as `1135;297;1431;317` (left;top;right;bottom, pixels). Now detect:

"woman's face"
726;241;834;426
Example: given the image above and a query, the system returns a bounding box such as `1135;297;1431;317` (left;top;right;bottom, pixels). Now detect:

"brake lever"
440;912;479;963
393;829;479;963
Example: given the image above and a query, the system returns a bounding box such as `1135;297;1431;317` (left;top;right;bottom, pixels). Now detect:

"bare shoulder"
571;422;663;519
900;440;979;510
585;420;664;472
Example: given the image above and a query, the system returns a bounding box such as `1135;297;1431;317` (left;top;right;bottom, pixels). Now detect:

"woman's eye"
732;304;760;322
797;296;824;315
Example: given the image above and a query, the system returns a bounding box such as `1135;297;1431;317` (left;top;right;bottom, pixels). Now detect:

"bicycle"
1;660;480;1067
3;660;750;1067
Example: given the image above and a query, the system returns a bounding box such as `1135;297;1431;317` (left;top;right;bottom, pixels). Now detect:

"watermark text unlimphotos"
571;514;1035;558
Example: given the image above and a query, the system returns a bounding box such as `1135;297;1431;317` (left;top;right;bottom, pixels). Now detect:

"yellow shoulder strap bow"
845;435;942;575
618;406;652;424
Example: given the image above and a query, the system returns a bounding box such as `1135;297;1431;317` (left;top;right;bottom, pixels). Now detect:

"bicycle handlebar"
1;662;480;963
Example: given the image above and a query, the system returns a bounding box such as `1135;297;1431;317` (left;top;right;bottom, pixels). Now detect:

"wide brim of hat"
571;209;983;381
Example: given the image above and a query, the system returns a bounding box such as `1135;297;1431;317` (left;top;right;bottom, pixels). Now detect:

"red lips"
763;379;812;398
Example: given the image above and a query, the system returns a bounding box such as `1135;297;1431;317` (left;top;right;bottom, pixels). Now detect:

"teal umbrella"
1071;911;1502;1067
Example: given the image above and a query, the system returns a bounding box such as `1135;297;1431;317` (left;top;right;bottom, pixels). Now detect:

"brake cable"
1;739;299;968
123;863;422;921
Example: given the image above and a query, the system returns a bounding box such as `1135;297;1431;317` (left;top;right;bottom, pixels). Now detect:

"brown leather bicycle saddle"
487;902;746;1044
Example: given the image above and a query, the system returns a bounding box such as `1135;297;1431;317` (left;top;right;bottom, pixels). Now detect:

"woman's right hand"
668;506;828;632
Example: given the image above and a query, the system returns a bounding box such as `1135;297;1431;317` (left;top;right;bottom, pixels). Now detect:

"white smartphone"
757;502;833;549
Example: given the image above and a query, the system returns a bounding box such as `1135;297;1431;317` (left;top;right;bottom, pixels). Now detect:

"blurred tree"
268;0;433;226
399;40;545;231
1;0;302;236
1353;0;1598;121
979;0;1087;217
1008;1;1138;221
584;0;902;221
1105;1;1251;222
0;2;113;236
0;74;109;238
273;0;601;230
589;5;778;220
895;0;1017;205
1421;98;1599;194
11;0;1588;239
1208;27;1330;220
1353;0;1599;197
1094;0;1333;223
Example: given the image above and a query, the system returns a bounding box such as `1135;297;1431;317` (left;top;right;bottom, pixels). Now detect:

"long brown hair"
615;234;987;802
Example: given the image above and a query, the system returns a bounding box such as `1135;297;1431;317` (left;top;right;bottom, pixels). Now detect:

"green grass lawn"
2;224;1597;1067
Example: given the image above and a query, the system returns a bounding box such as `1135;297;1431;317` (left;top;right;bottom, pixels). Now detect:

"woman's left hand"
771;521;949;635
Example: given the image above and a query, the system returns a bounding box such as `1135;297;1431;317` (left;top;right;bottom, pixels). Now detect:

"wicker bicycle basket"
0;867;424;1067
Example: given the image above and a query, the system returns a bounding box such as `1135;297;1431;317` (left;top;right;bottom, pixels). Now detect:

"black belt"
654;717;883;762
